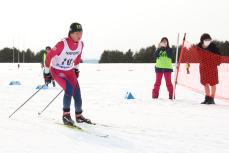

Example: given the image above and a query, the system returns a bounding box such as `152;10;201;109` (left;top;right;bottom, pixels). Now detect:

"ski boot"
62;112;75;126
75;113;92;124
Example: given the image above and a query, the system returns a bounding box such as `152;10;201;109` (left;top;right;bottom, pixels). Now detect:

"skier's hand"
75;69;80;78
44;76;52;84
44;67;50;74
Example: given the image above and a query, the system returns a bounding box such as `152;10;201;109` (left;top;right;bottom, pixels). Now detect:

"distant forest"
0;48;44;63
99;40;229;63
0;40;228;63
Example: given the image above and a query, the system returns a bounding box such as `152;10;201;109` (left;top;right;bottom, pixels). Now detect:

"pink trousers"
152;72;173;98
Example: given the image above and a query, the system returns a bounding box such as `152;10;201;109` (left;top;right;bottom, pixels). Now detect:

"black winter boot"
207;97;215;104
169;94;174;100
201;96;209;104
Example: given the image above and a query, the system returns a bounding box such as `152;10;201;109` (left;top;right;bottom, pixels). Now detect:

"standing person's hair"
46;46;51;50
200;33;212;43
160;37;170;48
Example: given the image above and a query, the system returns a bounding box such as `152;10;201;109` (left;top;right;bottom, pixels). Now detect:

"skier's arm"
73;42;83;78
73;42;84;68
45;41;64;68
73;55;82;78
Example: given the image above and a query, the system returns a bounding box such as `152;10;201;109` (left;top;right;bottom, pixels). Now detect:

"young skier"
42;46;56;87
45;22;91;125
152;37;174;99
197;33;221;104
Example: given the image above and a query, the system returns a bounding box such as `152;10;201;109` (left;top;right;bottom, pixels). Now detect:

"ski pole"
173;33;180;101
38;89;63;115
9;84;46;118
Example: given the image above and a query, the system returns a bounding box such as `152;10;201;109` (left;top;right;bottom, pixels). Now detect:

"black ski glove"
75;69;80;78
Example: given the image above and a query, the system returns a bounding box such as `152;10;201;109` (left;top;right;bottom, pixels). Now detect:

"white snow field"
0;63;229;153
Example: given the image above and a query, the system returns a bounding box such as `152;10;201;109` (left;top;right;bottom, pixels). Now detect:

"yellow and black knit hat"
68;22;83;35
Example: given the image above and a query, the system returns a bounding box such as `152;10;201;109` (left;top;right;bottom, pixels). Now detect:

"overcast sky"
0;0;228;59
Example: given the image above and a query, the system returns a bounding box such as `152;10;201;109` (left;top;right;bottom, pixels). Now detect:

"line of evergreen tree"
99;45;177;63
0;40;228;63
99;40;229;63
213;40;229;56
0;47;44;63
0;48;84;63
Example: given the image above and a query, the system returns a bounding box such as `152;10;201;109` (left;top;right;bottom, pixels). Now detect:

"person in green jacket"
152;37;174;99
42;46;56;87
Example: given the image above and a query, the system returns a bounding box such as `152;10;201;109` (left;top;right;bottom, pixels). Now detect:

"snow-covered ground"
0;63;229;153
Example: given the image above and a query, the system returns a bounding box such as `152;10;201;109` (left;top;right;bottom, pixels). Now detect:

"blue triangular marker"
36;85;48;90
9;81;21;85
125;92;135;100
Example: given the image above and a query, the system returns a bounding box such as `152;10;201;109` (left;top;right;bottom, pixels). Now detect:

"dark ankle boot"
207;97;215;104
201;96;209;104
